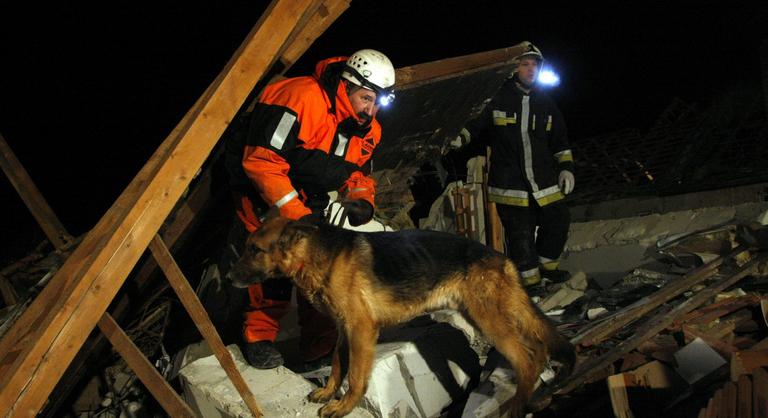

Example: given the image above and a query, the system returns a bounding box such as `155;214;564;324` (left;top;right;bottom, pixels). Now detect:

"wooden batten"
0;133;73;250
395;43;528;90
97;314;197;418
149;235;263;417
0;0;323;415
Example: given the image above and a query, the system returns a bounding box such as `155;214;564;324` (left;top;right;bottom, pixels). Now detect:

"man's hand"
327;200;374;227
558;170;575;195
447;128;471;150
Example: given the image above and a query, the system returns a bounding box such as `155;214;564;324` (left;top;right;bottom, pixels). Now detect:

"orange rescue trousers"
244;276;337;362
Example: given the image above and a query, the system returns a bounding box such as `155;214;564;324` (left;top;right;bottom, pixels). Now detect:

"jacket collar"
314;56;372;134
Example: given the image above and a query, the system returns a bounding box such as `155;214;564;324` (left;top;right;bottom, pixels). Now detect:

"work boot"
244;341;283;369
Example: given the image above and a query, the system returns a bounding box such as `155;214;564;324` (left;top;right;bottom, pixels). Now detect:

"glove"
326;200;374;227
558;170;575;195
447;128;471;150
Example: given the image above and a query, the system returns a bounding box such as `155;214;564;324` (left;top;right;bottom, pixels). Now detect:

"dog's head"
227;217;318;288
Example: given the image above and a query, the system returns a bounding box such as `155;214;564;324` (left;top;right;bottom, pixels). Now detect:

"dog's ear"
277;221;318;251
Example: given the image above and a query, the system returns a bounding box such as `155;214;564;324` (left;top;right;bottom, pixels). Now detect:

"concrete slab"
178;344;374;418
562;202;768;287
359;320;481;418
179;318;481;418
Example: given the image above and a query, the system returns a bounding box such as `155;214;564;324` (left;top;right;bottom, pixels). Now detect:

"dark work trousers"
495;200;570;274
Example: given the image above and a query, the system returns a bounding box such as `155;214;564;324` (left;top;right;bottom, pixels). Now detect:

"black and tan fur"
228;217;574;418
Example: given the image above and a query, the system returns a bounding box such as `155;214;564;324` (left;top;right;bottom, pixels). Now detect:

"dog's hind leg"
308;332;345;403
318;315;379;418
463;282;548;417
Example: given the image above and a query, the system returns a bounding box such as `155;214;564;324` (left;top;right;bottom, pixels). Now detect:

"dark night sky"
1;1;767;263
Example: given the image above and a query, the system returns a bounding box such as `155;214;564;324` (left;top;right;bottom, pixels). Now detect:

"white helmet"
341;49;396;105
517;41;544;63
511;42;544;80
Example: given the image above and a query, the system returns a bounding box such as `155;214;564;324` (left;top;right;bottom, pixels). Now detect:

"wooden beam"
97;313;196;418
395;43;529;90
149;235;263;417
548;252;767;396
0;1;323;415
278;0;350;70
0;133;74;250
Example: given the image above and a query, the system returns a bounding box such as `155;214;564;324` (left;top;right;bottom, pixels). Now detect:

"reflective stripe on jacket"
227;57;379;226
466;79;573;207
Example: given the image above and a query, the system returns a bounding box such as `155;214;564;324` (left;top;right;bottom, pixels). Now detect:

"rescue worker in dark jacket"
461;42;574;286
223;49;396;369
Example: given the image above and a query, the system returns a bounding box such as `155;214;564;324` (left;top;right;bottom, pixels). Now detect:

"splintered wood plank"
606;374;633;418
573;245;749;347
0;1;322;415
737;374;752;418
754;367;768;418
0;133;74;249
673;295;760;329
97;314;196;418
149;235;262;417
551;252;766;396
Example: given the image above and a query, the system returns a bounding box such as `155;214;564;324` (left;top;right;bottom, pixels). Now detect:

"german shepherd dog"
228;217;574;418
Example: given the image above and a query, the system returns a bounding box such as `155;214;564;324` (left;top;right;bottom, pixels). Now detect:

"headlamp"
378;92;395;107
538;68;560;87
344;65;395;107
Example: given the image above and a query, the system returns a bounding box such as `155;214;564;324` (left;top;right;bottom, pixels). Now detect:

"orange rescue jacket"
235;57;380;231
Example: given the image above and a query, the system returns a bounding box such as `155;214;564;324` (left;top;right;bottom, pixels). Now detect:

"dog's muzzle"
226;265;268;288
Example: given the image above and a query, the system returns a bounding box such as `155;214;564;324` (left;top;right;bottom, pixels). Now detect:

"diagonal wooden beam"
97;313;196;418
149;235;262;417
0;133;74;250
0;0;323;415
278;0;351;70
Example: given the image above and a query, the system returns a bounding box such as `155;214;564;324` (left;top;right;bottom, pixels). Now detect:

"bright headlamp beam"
538;69;560;86
378;93;394;107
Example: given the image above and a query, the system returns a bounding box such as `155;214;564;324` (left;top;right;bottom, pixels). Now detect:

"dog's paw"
318;399;350;417
308;387;335;403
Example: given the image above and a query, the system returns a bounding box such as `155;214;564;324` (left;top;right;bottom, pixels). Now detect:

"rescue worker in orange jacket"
223;49;396;369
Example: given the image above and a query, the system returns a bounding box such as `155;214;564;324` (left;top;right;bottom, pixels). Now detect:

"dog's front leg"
308;332;345;403
318;319;378;418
